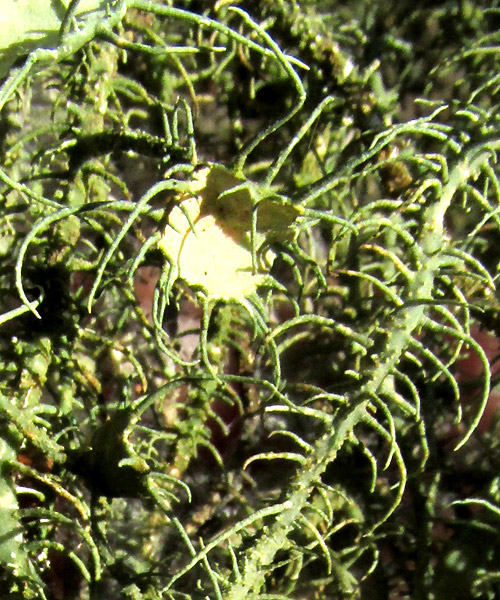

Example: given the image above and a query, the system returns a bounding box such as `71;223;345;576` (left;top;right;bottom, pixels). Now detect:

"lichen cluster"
1;1;500;599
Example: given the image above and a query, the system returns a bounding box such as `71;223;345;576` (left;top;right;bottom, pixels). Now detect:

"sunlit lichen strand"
221;134;495;600
223;404;367;600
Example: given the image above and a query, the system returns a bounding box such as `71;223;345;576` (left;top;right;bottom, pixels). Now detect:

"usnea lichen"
1;2;500;600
